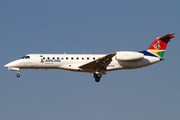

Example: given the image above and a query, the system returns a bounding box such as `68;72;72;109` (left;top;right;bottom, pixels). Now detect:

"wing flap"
79;53;116;69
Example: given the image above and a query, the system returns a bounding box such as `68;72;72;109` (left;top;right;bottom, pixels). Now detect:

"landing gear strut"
94;73;102;82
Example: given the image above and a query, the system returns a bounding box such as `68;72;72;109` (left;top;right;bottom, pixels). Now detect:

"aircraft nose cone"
4;61;18;68
4;63;9;68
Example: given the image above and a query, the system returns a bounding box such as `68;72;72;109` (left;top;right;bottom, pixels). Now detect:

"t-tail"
142;33;175;59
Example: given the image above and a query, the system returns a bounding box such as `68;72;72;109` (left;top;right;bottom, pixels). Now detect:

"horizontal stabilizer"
158;33;175;42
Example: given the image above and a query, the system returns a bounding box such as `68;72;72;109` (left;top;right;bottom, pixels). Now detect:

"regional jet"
4;33;175;82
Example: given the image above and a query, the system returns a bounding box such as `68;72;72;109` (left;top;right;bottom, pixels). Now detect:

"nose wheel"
17;73;20;78
17;71;20;78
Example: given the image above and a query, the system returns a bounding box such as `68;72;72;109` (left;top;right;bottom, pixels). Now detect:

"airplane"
4;33;175;82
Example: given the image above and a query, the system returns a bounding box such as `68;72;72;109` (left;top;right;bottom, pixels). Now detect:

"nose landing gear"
17;73;20;78
17;71;20;78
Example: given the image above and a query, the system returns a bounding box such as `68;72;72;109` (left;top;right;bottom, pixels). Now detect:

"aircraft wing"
79;53;116;69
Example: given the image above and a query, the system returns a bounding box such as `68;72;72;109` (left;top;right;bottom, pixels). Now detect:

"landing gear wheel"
17;73;20;78
94;73;102;82
97;73;102;78
94;73;102;78
95;77;100;82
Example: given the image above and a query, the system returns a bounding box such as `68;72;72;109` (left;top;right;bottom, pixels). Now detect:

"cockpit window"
21;56;30;59
21;56;26;59
26;56;30;59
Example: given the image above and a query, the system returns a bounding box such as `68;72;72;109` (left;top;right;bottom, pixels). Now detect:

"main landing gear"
94;73;102;82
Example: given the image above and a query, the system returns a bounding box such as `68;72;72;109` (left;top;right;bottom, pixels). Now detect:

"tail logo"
153;41;161;49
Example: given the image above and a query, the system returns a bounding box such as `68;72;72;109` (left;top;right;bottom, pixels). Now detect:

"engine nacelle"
115;51;144;61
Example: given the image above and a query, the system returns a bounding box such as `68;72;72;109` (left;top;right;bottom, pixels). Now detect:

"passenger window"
66;57;68;60
71;57;73;60
53;57;55;59
57;57;59;60
93;57;95;60
87;57;89;60
62;58;64;60
77;57;79;60
43;57;45;59
82;58;84;60
47;57;50;60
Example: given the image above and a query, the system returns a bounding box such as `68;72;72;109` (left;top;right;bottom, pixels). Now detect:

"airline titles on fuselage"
40;55;61;64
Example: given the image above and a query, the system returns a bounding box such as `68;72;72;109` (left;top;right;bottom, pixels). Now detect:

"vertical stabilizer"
147;33;175;58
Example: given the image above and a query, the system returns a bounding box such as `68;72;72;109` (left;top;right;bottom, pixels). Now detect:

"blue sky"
1;0;180;120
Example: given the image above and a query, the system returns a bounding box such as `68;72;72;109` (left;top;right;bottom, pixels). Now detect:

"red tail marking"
148;38;168;50
169;36;175;39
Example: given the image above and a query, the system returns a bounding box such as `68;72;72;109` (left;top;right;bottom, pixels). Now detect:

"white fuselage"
4;33;174;82
4;53;161;73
